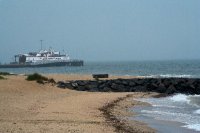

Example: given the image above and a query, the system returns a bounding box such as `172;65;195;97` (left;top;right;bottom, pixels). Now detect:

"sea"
1;59;200;132
0;60;200;78
132;94;200;133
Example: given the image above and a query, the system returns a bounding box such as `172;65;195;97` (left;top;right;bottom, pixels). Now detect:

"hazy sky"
0;0;200;62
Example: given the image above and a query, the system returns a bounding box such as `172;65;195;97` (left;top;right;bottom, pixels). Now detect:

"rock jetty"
57;78;200;95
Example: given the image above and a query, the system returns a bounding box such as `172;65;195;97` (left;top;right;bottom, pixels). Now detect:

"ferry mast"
40;40;43;50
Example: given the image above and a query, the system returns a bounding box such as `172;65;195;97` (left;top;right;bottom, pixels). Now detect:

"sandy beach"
0;74;157;133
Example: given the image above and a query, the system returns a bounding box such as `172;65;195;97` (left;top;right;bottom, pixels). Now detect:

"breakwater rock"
57;78;200;94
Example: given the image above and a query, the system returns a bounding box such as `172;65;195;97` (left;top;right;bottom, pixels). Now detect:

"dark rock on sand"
71;82;79;88
77;80;87;86
166;85;177;94
157;83;167;93
134;86;148;92
129;81;136;87
103;87;111;92
57;81;66;89
56;78;200;95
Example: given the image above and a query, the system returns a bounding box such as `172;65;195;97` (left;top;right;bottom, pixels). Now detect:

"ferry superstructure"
0;48;83;68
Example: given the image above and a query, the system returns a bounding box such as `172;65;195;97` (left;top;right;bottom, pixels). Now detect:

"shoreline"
1;73;199;132
132;94;200;133
100;92;159;133
0;74;157;133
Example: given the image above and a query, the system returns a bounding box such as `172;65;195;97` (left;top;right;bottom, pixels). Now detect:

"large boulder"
111;83;125;92
162;79;172;88
77;80;87;86
135;79;144;85
134;85;147;92
57;81;66;89
64;82;73;89
77;86;87;91
147;83;158;91
102;87;111;92
87;84;98;90
98;84;106;90
129;81;136;87
122;80;129;86
114;79;123;84
157;83;167;93
129;87;136;92
166;85;177;94
71;82;79;88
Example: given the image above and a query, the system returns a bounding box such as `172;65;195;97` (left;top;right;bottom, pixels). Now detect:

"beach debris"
92;74;109;80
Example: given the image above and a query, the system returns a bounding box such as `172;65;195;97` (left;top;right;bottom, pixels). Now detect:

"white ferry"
0;48;83;68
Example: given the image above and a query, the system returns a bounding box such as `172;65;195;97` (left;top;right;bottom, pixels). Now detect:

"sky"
0;0;200;62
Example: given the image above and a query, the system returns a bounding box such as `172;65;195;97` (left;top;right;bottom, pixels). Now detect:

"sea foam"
159;74;192;78
169;94;189;103
183;124;200;131
142;74;193;78
194;109;200;114
134;94;200;132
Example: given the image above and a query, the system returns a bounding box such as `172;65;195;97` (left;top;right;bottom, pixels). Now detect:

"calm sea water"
0;60;200;77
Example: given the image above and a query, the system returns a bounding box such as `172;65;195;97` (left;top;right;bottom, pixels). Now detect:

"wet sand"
0;74;156;133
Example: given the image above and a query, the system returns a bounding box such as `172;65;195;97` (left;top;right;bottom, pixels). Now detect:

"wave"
137;94;200;107
183;124;200;131
169;94;200;107
152;104;184;109
141;74;193;78
194;109;200;114
188;95;200;107
135;94;200;132
169;94;190;103
159;74;192;78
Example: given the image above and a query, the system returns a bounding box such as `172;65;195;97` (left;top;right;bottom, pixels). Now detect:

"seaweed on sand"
0;75;5;80
0;72;12;75
26;73;56;85
26;73;48;81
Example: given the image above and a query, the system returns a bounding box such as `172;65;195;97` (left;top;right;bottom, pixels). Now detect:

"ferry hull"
0;60;84;68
